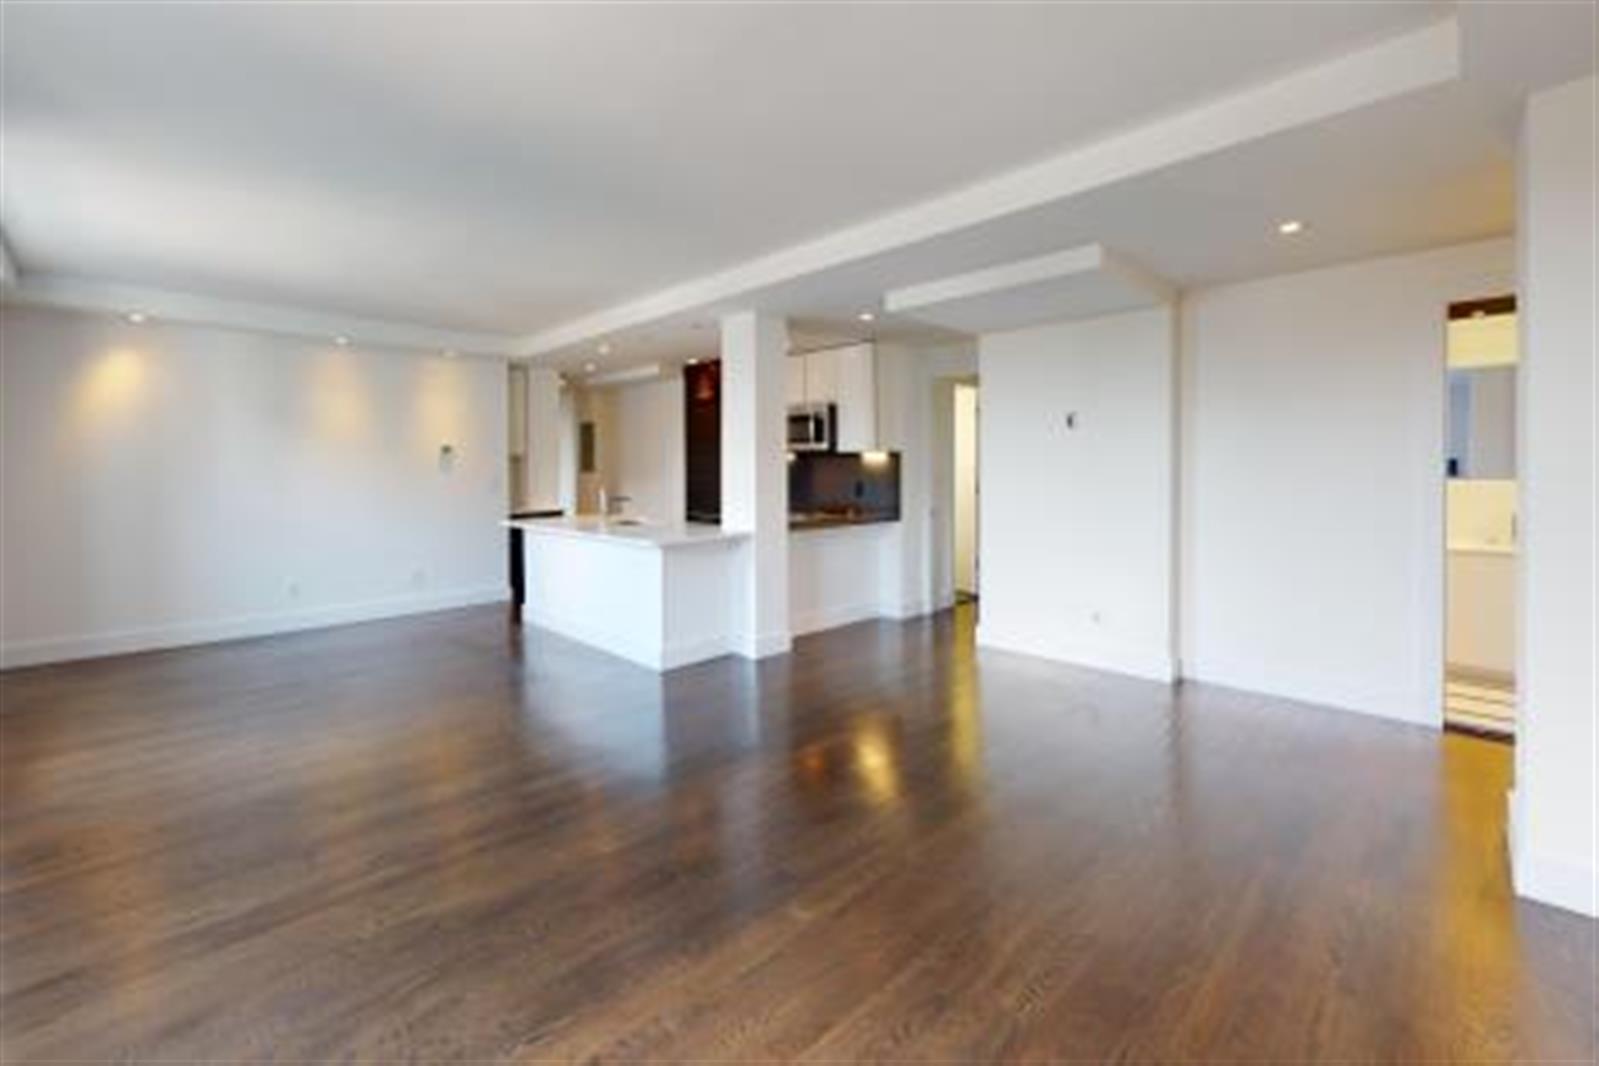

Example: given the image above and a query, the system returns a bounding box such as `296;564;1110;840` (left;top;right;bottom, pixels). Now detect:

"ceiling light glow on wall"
858;311;876;322
124;310;148;324
334;335;351;346
1277;220;1304;235
442;349;458;359
584;362;597;373
597;343;612;356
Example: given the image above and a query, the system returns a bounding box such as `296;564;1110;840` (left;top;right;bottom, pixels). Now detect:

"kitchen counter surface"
505;515;748;549
789;512;900;532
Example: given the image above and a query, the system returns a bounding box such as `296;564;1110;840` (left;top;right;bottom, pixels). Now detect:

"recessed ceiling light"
858;311;876;322
124;310;148;324
597;342;612;356
686;357;701;366
334;335;351;346
584;362;597;373
1277;220;1304;236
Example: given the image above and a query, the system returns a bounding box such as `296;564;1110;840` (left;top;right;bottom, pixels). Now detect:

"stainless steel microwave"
787;403;836;452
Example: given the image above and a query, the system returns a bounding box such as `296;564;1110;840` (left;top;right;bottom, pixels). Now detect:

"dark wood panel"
1;606;1592;1060
1448;294;1517;319
684;360;721;522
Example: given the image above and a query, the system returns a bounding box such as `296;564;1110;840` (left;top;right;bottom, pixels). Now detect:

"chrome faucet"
599;489;631;518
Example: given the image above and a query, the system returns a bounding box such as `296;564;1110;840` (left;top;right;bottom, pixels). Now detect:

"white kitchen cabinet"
788;348;839;405
804;346;840;404
785;355;806;407
833;343;877;452
787;342;877;451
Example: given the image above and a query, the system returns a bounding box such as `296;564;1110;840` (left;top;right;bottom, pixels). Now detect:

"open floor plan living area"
1;3;1594;1061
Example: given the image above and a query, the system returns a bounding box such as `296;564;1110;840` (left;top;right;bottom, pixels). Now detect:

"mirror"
1447;365;1516;479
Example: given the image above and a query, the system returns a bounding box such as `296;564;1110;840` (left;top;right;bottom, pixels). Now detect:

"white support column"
720;310;791;659
1511;75;1597;918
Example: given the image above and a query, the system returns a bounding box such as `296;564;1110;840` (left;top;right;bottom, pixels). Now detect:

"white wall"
604;376;686;523
1447;479;1517;549
0;304;508;667
874;340;979;618
1513;76;1596;918
1447;550;1515;677
572;385;611;514
524;367;565;512
978;306;1177;681
953;382;979;595
1446;480;1517;678
508;364;529;510
1446;312;1518;369
1180;238;1513;724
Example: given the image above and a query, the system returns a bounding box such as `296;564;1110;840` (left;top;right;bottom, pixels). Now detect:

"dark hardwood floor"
2;605;1593;1061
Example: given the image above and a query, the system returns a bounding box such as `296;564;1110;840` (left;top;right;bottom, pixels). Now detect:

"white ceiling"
885;245;1174;335
0;2;1591;369
2;2;1446;330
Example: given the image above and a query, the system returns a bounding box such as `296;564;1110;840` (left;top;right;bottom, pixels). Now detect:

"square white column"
720;310;791;659
1511;75;1597;918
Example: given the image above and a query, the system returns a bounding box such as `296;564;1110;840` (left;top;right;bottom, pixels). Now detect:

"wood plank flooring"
1;605;1593;1061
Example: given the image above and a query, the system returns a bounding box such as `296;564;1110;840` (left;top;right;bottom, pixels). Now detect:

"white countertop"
505;515;748;549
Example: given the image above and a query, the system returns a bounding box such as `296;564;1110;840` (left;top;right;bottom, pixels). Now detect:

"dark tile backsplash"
789;452;901;518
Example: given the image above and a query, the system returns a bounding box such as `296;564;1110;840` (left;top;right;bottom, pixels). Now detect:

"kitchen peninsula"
507;515;747;670
513;356;908;671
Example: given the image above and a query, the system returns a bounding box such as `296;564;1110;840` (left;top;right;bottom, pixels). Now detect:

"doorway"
1443;295;1518;738
953;380;980;605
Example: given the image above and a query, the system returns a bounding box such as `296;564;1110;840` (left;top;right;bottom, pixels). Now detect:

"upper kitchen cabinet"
832;343;876;452
785;354;806;407
787;342;877;452
805;346;841;405
787;346;841;406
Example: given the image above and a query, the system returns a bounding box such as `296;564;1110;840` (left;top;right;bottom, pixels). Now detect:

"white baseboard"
739;629;793;660
790;594;941;635
1182;654;1439;728
1513;843;1599;918
523;606;739;672
888;596;941;619
975;623;1176;684
1;585;509;669
792;601;882;636
660;634;737;670
522;604;648;666
1507;786;1598;917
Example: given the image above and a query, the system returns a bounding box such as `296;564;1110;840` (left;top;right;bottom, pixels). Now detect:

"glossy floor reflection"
1;605;1592;1061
